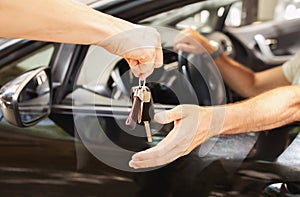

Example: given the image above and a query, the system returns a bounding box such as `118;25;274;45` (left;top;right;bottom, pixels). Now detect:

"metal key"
140;94;154;142
125;80;148;129
126;79;154;142
125;88;142;130
138;80;153;142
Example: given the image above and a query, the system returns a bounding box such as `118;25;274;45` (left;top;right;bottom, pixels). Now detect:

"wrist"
93;13;136;47
209;41;223;59
196;107;215;138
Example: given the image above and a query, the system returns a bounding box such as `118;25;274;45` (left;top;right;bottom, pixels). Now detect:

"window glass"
176;10;210;30
0;44;54;86
226;0;300;27
0;43;71;139
274;0;300;20
225;1;243;27
77;45;119;86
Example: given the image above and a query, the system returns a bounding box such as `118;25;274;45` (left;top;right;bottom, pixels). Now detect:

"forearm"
218;85;300;135
128;85;300;169
0;0;134;45
188;30;289;97
213;53;290;98
214;54;258;97
189;32;258;97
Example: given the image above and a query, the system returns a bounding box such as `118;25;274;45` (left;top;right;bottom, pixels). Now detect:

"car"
1;0;300;196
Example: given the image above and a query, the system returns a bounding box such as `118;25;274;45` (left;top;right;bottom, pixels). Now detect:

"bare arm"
174;28;290;97
0;0;130;44
0;0;163;78
129;85;300;168
214;54;290;97
217;85;300;134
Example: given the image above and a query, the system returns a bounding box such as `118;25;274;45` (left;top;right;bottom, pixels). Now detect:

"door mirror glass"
18;70;50;125
0;67;51;127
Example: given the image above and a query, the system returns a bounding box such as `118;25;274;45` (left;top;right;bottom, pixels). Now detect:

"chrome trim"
89;0;117;8
254;34;274;59
51;103;175;117
0;39;24;51
254;34;291;65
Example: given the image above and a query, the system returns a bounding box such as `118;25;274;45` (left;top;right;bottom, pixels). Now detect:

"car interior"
0;0;300;195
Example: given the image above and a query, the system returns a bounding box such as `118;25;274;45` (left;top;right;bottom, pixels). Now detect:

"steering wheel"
177;49;226;106
110;47;226;107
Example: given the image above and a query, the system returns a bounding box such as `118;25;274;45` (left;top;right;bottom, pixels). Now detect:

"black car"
1;0;300;196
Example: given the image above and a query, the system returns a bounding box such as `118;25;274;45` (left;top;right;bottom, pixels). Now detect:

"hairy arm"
130;85;300;168
0;0;132;45
214;54;290;97
214;85;300;135
174;28;290;97
0;0;163;78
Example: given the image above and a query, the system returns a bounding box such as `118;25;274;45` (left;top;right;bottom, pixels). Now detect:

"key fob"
139;99;154;125
126;96;142;130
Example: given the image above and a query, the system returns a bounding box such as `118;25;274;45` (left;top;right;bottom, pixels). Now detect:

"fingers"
130;105;203;169
124;26;163;78
129;125;183;168
101;25;163;78
130;62;154;79
174;43;196;54
129;148;181;169
173;28;207;54
154;47;163;68
154;105;185;124
125;46;163;78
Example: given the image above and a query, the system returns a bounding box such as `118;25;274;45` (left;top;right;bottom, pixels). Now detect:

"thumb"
125;58;138;68
174;43;196;54
154;106;184;124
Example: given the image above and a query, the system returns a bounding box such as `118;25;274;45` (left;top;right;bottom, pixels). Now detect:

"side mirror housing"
0;66;52;127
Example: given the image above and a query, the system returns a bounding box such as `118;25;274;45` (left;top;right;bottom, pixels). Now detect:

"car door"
224;0;300;71
0;40;69;139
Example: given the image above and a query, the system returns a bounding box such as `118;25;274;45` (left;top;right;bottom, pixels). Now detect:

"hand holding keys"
126;78;154;142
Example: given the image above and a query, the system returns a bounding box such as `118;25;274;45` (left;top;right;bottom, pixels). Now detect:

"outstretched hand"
129;105;216;169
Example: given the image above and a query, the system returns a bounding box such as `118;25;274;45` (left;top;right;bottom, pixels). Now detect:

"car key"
126;79;154;142
125;79;148;129
125;87;142;130
140;92;154;143
137;80;153;142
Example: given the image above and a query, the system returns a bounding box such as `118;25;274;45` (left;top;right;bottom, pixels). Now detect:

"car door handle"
254;34;291;65
254;34;275;59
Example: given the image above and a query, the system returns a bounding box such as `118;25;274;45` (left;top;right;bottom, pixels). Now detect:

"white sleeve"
282;51;300;83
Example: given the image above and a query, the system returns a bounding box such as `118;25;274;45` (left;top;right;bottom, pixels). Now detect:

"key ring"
139;78;146;87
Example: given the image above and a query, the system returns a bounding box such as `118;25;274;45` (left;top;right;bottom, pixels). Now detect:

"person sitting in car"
129;28;300;172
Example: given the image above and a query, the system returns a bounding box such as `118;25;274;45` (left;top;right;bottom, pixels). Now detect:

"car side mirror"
0;66;51;127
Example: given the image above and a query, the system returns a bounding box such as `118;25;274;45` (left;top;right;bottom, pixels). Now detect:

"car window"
0;44;54;87
0;43;72;139
274;0;300;20
141;0;239;33
77;45;119;87
226;0;300;27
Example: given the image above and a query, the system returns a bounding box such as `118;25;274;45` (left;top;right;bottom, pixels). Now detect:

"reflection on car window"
275;0;300;20
141;0;239;33
0;44;54;86
0;108;3;122
176;9;210;30
226;0;300;27
225;1;243;27
77;45;120;87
